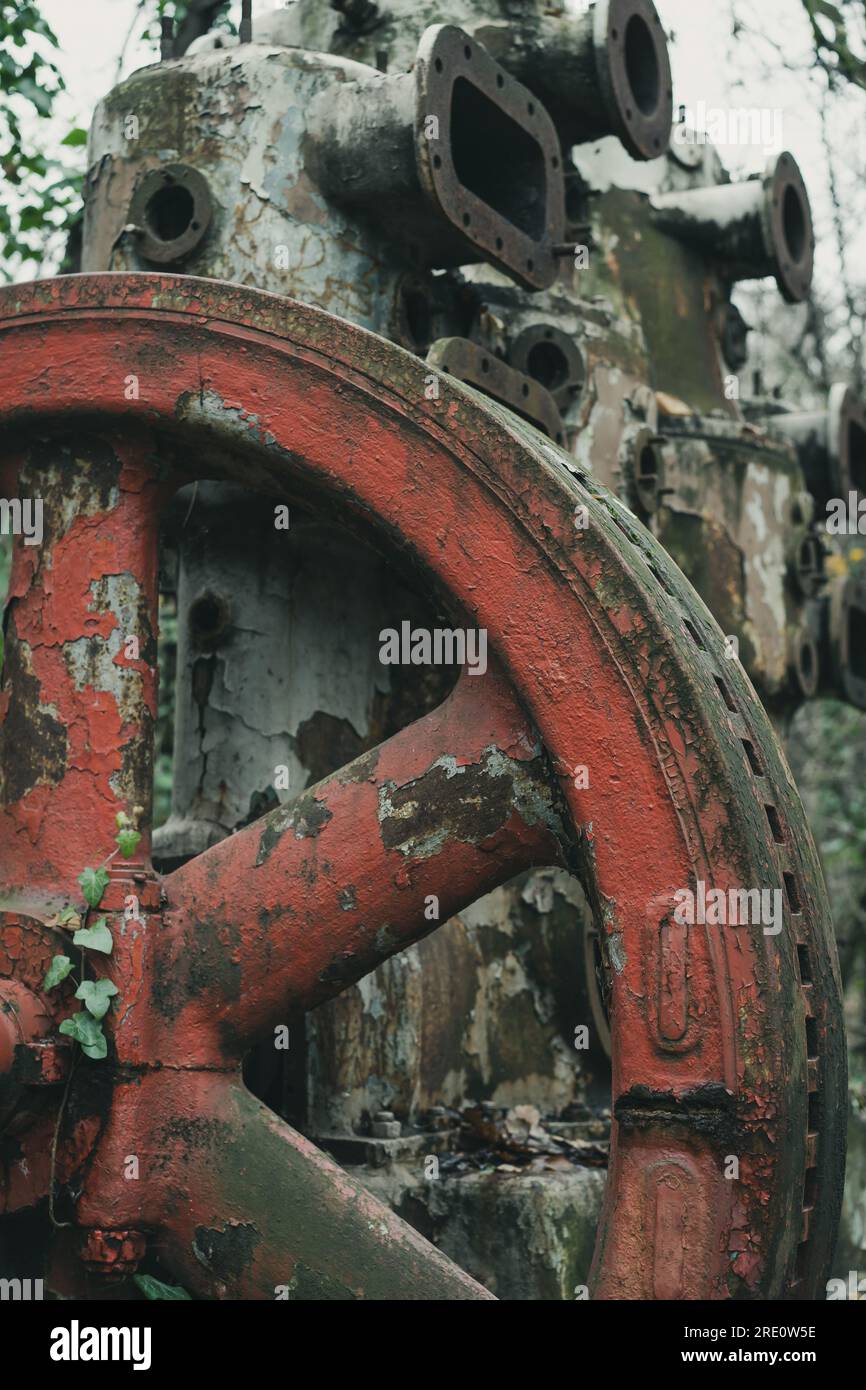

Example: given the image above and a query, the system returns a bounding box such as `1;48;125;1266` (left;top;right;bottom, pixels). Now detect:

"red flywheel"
0;275;846;1299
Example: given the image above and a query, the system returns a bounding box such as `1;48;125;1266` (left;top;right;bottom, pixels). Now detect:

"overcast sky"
22;0;866;300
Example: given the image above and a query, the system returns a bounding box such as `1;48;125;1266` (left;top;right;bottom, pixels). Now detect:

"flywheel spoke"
78;1071;493;1300
159;663;570;1058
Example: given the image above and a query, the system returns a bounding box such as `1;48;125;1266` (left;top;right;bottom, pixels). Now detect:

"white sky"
18;0;866;301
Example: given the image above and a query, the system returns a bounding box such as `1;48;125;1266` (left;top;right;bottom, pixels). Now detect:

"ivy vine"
43;807;143;1061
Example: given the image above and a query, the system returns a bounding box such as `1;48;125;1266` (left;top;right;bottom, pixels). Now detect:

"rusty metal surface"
414;24;565;290
77;12;855;722
651;152;815;304
0;274;846;1298
427;335;565;443
263;0;674;161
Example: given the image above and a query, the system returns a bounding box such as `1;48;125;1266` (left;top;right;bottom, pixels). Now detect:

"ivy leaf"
115;810;130;829
61;126;87;147
116;828;142;859
57;906;81;930
75;977;119;1020
133;1273;192;1301
44;955;73;990
78;866;110;908
59;1012;107;1059
73;917;113;955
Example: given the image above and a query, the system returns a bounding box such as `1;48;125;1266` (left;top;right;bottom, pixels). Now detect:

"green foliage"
133;1273;193;1301
78;865;110;908
0;3;236;280
116;828;142;857
0;2;83;279
115;806;144;858
44;955;73;989
75;977;119;1020
59;1010;107;1060
73;916;113;955
0;532;10;602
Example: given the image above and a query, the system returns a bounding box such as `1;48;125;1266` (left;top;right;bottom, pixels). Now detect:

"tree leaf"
44;955;73;990
61;127;88;147
133;1273;192;1301
59;1011;106;1058
73;917;113;955
78;866;110;908
116;828;142;859
75;977;119;1020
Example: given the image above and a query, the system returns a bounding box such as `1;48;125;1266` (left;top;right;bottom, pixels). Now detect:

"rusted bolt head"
371;1109;401;1139
80;1228;147;1279
13;1038;73;1086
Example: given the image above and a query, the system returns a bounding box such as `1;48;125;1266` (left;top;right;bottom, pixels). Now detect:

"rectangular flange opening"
418;24;564;291
450;78;547;241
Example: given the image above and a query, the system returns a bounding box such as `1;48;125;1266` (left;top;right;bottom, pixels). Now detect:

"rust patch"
0;633;67;803
192;1221;260;1281
379;754;545;855
255;794;334;867
295;710;365;787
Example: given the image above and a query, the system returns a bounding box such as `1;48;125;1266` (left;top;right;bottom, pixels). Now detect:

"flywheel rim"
0;274;845;1300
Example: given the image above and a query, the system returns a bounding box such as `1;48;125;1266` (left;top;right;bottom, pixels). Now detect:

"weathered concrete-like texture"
155;488;433;861
360;1162;608;1300
306;868;600;1136
83;45;402;334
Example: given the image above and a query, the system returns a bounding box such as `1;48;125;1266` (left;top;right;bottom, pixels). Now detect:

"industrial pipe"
651;152;814;303
304;23;565;290
764;383;866;510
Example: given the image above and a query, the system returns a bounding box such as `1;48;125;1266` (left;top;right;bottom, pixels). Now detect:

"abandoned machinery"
0;0;855;1300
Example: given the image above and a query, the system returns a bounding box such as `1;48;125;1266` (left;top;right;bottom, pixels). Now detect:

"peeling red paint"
0;276;846;1300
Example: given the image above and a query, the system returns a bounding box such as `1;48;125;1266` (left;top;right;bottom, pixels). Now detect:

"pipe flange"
593;0;673;160
129;164;213;265
761;152;814;304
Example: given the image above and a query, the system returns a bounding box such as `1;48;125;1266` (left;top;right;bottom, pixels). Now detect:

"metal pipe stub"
469;0;672;158
651;152;814;303
427;336;565;444
305;24;565;290
770;384;866;511
589;0;673;158
508;323;586;410
128;163;213;265
828;574;866;710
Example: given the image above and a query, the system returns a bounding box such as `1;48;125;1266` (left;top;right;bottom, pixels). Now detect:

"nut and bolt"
80;1228;147;1280
13;1039;72;1086
371;1109;402;1139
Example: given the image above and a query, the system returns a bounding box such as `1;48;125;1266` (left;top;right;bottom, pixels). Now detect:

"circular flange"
827;381;866;499
593;0;673;161
129;164;213;265
761;152;814;304
509;324;586;410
